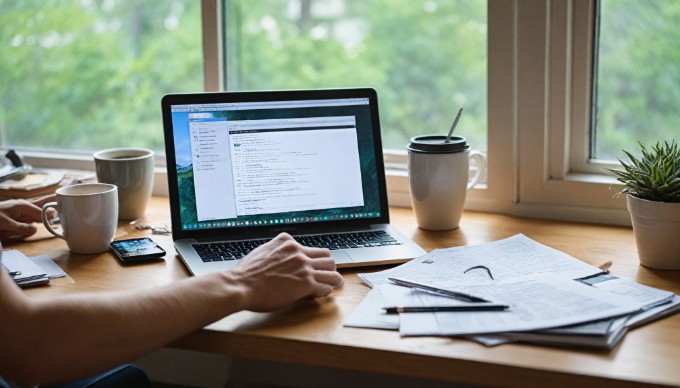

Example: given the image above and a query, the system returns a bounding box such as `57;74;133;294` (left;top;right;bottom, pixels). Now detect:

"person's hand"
229;233;344;312
0;195;56;241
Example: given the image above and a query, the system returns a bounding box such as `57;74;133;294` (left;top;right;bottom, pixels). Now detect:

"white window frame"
14;0;631;225
385;0;629;225
510;0;629;225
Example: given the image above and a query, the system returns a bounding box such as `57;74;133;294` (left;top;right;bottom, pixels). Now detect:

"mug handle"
42;202;64;239
467;151;487;191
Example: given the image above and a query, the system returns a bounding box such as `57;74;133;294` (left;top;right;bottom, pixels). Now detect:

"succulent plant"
606;140;680;203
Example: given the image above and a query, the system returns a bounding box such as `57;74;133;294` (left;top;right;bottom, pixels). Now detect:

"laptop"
160;88;426;276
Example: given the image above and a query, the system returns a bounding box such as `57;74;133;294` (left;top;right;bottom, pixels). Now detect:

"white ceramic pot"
627;195;680;270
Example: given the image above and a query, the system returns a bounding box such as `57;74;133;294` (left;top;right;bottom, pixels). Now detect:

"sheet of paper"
380;283;485;307
626;295;680;328
343;287;399;330
582;274;674;306
359;234;602;288
398;275;643;336
31;254;67;278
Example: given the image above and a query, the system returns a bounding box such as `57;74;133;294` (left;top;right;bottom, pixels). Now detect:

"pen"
383;305;509;314
388;277;491;303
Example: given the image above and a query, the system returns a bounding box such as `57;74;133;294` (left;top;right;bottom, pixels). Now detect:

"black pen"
383;304;509;314
388;277;490;303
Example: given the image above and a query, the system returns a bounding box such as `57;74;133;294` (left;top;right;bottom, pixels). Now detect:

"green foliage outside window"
225;0;488;152
595;0;680;160
1;0;488;154
3;0;676;160
0;0;203;152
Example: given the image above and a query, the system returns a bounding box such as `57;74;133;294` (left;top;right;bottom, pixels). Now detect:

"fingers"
268;233;331;258
307;255;336;271
313;269;344;289
30;194;56;207
239;233;343;304
269;233;340;285
0;218;38;240
300;245;331;258
5;200;43;224
274;238;336;271
310;284;334;298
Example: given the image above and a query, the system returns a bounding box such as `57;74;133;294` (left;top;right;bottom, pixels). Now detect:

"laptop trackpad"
332;251;354;264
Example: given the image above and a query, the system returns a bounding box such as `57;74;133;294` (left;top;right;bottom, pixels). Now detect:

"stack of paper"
344;234;680;350
2;249;67;287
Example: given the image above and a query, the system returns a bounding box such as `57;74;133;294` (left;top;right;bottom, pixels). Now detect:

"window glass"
0;0;203;153
224;0;488;152
593;0;680;160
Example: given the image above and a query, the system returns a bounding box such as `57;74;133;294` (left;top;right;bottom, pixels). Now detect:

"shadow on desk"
138;348;478;388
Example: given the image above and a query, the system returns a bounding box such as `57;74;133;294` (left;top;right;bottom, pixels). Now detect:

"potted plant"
606;140;680;269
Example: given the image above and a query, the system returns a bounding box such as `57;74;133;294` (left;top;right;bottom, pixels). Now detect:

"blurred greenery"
596;0;680;160
1;0;677;159
225;0;488;152
0;0;203;152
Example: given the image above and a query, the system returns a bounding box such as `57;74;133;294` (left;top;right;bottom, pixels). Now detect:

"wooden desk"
10;197;680;387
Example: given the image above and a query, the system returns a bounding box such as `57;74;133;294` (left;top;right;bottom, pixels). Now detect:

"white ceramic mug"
408;135;487;231
94;148;154;220
42;183;118;254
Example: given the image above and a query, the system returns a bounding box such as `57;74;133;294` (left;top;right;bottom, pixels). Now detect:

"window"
0;0;203;154
223;0;488;154
592;0;680;161
3;0;672;225
510;0;679;225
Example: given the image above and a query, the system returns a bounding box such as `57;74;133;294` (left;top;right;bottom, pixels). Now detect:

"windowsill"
386;167;630;226
17;151;630;226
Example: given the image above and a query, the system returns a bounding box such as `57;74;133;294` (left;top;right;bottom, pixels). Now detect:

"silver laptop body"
161;88;425;276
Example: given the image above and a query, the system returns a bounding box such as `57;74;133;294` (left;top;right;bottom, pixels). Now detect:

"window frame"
508;0;629;225
12;0;631;225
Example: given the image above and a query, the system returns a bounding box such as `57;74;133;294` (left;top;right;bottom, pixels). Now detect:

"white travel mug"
408;135;487;231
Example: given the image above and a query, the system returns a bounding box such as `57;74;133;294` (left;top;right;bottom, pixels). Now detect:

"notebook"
161;88;426;276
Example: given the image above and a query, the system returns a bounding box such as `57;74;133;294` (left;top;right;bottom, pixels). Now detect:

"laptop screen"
162;89;389;237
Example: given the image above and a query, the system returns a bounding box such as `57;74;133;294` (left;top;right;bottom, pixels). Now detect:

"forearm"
2;271;246;385
1;232;343;386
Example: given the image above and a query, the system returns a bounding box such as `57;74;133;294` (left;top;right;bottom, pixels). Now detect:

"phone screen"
110;237;165;263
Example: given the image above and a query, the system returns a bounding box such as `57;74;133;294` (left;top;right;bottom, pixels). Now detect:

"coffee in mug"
408;135;487;231
94;148;154;220
42;183;118;254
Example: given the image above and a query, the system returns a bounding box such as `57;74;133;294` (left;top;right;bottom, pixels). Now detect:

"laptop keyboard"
193;230;402;262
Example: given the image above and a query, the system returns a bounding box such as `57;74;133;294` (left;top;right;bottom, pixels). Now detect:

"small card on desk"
2;249;49;287
2;250;70;287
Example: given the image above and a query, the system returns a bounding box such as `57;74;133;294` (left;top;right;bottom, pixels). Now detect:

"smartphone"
110;237;166;264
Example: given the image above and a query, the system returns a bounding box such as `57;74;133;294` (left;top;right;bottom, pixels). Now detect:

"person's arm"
0;233;343;386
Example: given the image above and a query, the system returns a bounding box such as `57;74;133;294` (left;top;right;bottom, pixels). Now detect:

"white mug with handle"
42;183;119;254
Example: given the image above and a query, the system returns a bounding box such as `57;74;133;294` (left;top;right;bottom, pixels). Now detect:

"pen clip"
2;263;20;277
388;277;491;303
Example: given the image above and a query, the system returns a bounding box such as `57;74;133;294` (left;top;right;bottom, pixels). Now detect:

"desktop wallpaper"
171;103;382;230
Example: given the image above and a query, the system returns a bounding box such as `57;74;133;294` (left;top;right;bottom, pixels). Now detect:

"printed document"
395;275;644;336
346;235;678;340
358;234;603;288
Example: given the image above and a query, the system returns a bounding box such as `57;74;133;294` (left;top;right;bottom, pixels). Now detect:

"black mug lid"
408;135;469;153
